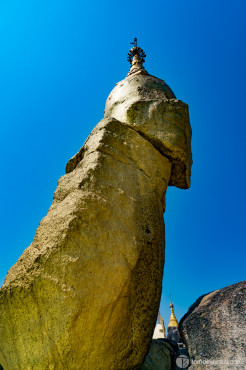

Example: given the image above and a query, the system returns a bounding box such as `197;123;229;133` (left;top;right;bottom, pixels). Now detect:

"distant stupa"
167;301;181;343
153;311;166;339
168;301;179;329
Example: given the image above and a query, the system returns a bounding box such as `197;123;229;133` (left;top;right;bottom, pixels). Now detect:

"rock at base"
179;281;246;369
140;339;173;370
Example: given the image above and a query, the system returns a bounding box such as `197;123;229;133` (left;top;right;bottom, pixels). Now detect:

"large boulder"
179;281;246;369
0;117;173;369
0;60;192;368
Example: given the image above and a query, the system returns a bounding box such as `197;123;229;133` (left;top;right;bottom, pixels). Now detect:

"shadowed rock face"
179;281;246;370
140;339;172;370
0;71;191;369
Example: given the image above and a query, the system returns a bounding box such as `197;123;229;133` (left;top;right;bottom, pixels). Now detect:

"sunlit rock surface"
0;117;173;369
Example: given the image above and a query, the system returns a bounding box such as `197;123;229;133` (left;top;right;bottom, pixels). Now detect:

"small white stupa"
153;311;166;339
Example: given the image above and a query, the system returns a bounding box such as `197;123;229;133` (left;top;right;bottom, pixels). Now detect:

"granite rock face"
179;281;246;369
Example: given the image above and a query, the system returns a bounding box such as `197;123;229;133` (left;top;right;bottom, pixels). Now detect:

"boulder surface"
0;117;173;369
179;281;246;369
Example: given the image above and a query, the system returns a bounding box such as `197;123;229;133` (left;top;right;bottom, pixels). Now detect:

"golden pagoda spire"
168;301;178;328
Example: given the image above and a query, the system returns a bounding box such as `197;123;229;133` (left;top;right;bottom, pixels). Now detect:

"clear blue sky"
1;0;245;329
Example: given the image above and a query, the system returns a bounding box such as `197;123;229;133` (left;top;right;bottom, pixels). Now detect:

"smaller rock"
140;339;173;370
167;327;181;344
179;281;246;369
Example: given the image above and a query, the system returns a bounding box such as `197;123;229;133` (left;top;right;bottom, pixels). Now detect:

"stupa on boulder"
0;39;192;369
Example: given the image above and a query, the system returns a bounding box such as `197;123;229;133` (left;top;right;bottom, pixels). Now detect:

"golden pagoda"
168;301;179;328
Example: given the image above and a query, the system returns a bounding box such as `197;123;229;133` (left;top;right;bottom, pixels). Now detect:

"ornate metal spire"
127;38;148;77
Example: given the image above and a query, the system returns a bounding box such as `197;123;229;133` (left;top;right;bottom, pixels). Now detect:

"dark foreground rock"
179;281;246;369
141;339;191;370
140;339;173;370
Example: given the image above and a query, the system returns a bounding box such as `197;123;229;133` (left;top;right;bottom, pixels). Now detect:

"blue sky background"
0;0;245;329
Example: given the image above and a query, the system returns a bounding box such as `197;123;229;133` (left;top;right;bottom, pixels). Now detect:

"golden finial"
168;301;179;327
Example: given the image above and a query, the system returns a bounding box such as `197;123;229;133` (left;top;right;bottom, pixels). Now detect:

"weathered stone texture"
105;74;192;189
0;118;172;369
179;281;246;369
